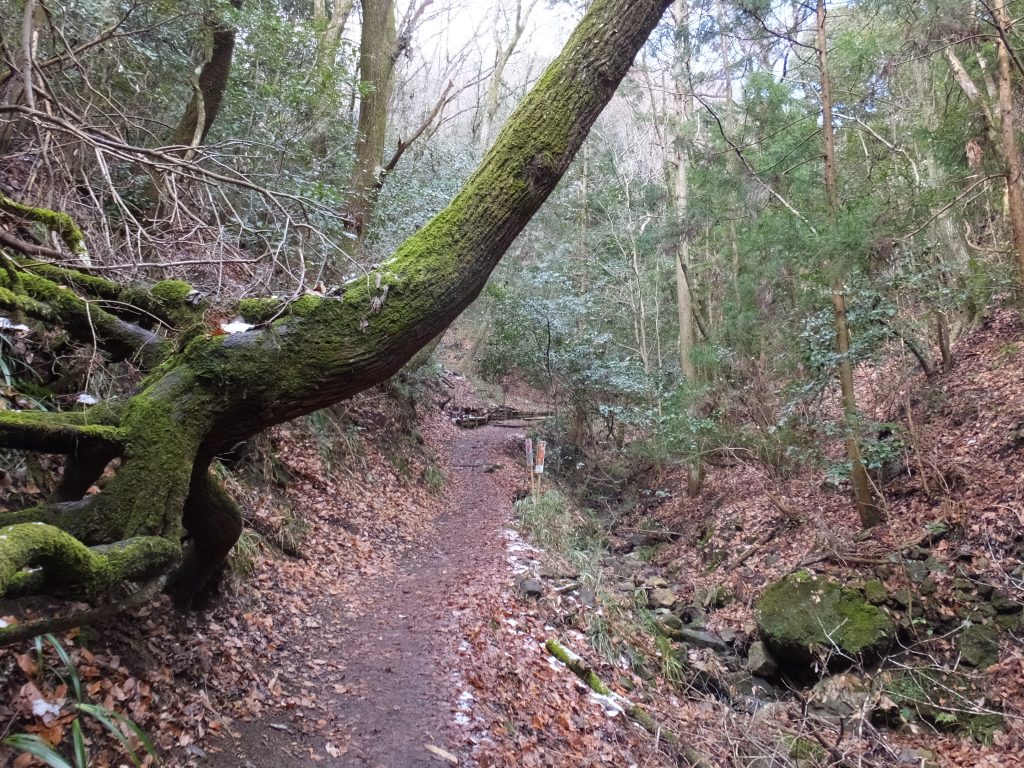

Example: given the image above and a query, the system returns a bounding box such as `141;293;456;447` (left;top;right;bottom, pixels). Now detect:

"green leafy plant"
422;461;445;491
3;634;160;767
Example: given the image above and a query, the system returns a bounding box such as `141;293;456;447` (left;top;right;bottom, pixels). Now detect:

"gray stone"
919;577;938;596
807;674;871;722
860;579;889;605
696;584;731;609
676;627;730;653
676;603;707;628
747;641;778;678
904;560;930;583
648;587;678;609
719;627;742;645
991;589;1022;614
897;747;939;767
518;578;544;598
655;608;683;630
958;623;1000;668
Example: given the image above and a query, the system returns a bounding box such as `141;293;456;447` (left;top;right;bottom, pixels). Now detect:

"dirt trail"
214;425;513;767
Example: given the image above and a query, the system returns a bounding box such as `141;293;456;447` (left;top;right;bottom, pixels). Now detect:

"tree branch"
0;409;122;454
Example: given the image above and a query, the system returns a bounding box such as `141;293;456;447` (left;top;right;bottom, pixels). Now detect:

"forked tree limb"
0;410;122;454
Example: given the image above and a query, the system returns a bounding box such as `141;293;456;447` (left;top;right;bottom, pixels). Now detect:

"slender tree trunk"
993;0;1024;283
671;0;702;496
913;54;965;362
169;1;242;150
817;0;880;528
314;0;356;68
343;0;398;244
479;0;539;149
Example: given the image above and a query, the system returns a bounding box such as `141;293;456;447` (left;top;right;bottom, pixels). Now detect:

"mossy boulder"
958;623;1000;668
756;572;895;678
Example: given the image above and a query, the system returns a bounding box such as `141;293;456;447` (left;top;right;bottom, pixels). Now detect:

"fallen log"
449;404;554;429
544;638;709;767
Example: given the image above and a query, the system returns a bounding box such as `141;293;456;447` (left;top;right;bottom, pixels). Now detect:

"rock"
675;627;730;653
807;673;871;722
919;576;938;596
643;575;669;589
578;584;598;608
958;623;1000;668
648;587;678;610
676;604;707;628
756;572;895;678
995;612;1023;631
904;560;930;583
518;578;544;598
655;609;683;630
726;671;782;702
696;584;731;609
747;641;778;678
991;589;1022;614
897;747;939;767
860;579;889;605
719;627;742;645
892;589;914;609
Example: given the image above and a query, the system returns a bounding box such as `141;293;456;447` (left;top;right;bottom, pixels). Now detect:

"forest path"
213;425;514;768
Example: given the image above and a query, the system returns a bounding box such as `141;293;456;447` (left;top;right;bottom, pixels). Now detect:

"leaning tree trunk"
170;1;242;150
0;0;674;633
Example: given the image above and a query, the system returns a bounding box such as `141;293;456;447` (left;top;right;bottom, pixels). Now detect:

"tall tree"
0;0;673;640
478;0;540;148
816;0;880;528
343;0;399;243
992;0;1024;282
669;0;703;495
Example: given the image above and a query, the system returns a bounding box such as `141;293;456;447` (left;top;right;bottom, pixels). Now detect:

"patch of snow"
31;698;62;722
221;320;255;334
76;392;99;405
0;317;30;333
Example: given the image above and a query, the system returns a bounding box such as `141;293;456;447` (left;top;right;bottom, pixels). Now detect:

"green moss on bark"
0;195;87;255
0;522;179;600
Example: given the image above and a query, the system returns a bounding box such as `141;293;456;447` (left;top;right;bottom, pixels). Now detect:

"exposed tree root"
0;522;179;600
169;466;244;609
0;576;167;646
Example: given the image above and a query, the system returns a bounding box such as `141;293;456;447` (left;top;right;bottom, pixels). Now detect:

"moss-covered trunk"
0;0;673;629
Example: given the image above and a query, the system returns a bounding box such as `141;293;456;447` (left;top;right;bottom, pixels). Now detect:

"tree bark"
169;1;242;150
992;0;1024;283
0;0;674;625
343;0;398;244
314;0;356;68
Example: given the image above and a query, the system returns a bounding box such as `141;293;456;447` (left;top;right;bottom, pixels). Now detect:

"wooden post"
535;441;546;498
